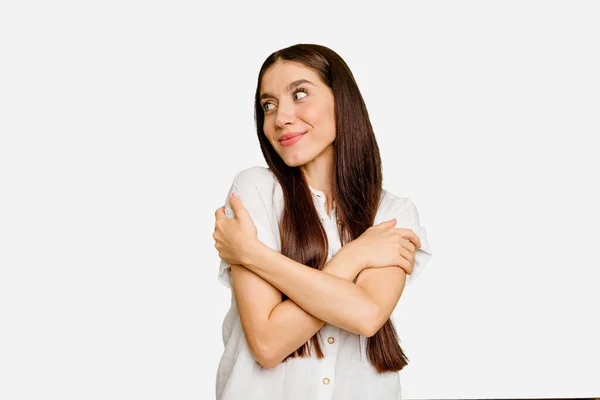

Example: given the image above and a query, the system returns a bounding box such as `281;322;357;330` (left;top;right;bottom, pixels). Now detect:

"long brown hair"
253;44;409;373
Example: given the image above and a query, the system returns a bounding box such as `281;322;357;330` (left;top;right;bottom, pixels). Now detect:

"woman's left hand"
213;193;258;266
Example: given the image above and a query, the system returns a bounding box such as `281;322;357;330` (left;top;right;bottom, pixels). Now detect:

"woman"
212;44;432;400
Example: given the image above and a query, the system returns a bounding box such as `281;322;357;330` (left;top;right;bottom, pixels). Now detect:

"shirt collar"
308;185;336;207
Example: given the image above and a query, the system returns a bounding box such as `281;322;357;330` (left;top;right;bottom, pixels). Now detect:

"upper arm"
217;168;283;364
354;197;433;336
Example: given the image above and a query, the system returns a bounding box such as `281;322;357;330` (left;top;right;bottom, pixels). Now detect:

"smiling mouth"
279;132;306;147
278;131;308;142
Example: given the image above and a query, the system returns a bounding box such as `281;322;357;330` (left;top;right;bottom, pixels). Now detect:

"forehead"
260;61;320;93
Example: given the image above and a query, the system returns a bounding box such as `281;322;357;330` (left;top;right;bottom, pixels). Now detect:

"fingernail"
231;192;235;197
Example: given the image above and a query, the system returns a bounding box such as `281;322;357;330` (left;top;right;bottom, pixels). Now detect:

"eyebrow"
260;79;315;101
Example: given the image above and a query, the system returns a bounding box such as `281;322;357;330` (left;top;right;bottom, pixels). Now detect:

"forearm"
261;249;365;364
244;242;376;336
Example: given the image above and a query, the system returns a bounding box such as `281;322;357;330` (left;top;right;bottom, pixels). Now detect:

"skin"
260;61;337;216
213;60;421;368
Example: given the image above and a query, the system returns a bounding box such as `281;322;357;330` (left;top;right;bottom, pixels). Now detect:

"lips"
278;131;307;142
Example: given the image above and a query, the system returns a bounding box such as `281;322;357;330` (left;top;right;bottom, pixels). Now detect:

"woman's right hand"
349;219;422;275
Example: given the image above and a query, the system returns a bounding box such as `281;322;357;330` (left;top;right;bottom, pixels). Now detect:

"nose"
275;100;295;128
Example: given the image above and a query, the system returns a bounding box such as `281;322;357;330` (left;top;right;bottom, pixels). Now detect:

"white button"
322;377;330;385
327;336;335;344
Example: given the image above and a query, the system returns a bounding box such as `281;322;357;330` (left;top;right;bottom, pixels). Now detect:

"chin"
281;152;311;168
282;158;306;168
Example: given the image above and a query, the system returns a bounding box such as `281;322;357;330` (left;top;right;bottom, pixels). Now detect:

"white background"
1;1;599;399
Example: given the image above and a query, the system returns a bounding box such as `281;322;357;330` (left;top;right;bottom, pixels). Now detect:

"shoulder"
226;167;280;246
231;166;276;192
229;166;278;209
234;165;275;183
376;189;419;224
378;190;432;286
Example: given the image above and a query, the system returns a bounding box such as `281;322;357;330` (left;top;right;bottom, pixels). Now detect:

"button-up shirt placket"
311;187;340;400
317;323;337;400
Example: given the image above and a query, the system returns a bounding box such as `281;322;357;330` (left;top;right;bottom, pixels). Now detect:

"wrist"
343;242;366;270
327;244;365;280
242;238;267;267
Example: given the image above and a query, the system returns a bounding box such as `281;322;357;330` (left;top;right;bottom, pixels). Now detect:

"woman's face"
259;61;336;167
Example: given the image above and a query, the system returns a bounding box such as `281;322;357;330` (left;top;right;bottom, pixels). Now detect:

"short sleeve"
217;169;280;289
388;198;433;286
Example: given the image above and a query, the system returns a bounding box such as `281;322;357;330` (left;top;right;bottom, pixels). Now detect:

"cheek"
262;127;274;143
300;105;326;130
301;103;321;123
305;103;335;139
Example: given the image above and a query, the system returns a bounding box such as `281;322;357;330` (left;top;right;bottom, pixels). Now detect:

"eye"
262;88;308;112
293;87;308;100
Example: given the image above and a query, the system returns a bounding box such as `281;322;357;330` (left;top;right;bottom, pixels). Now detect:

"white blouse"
215;166;432;400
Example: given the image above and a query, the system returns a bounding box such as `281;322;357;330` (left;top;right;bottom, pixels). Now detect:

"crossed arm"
231;239;407;369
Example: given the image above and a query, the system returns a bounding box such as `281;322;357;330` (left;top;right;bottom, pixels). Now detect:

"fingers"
214;205;225;219
228;192;242;212
396;246;414;275
391;227;421;249
215;204;236;220
227;193;250;219
394;251;413;275
371;218;396;229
